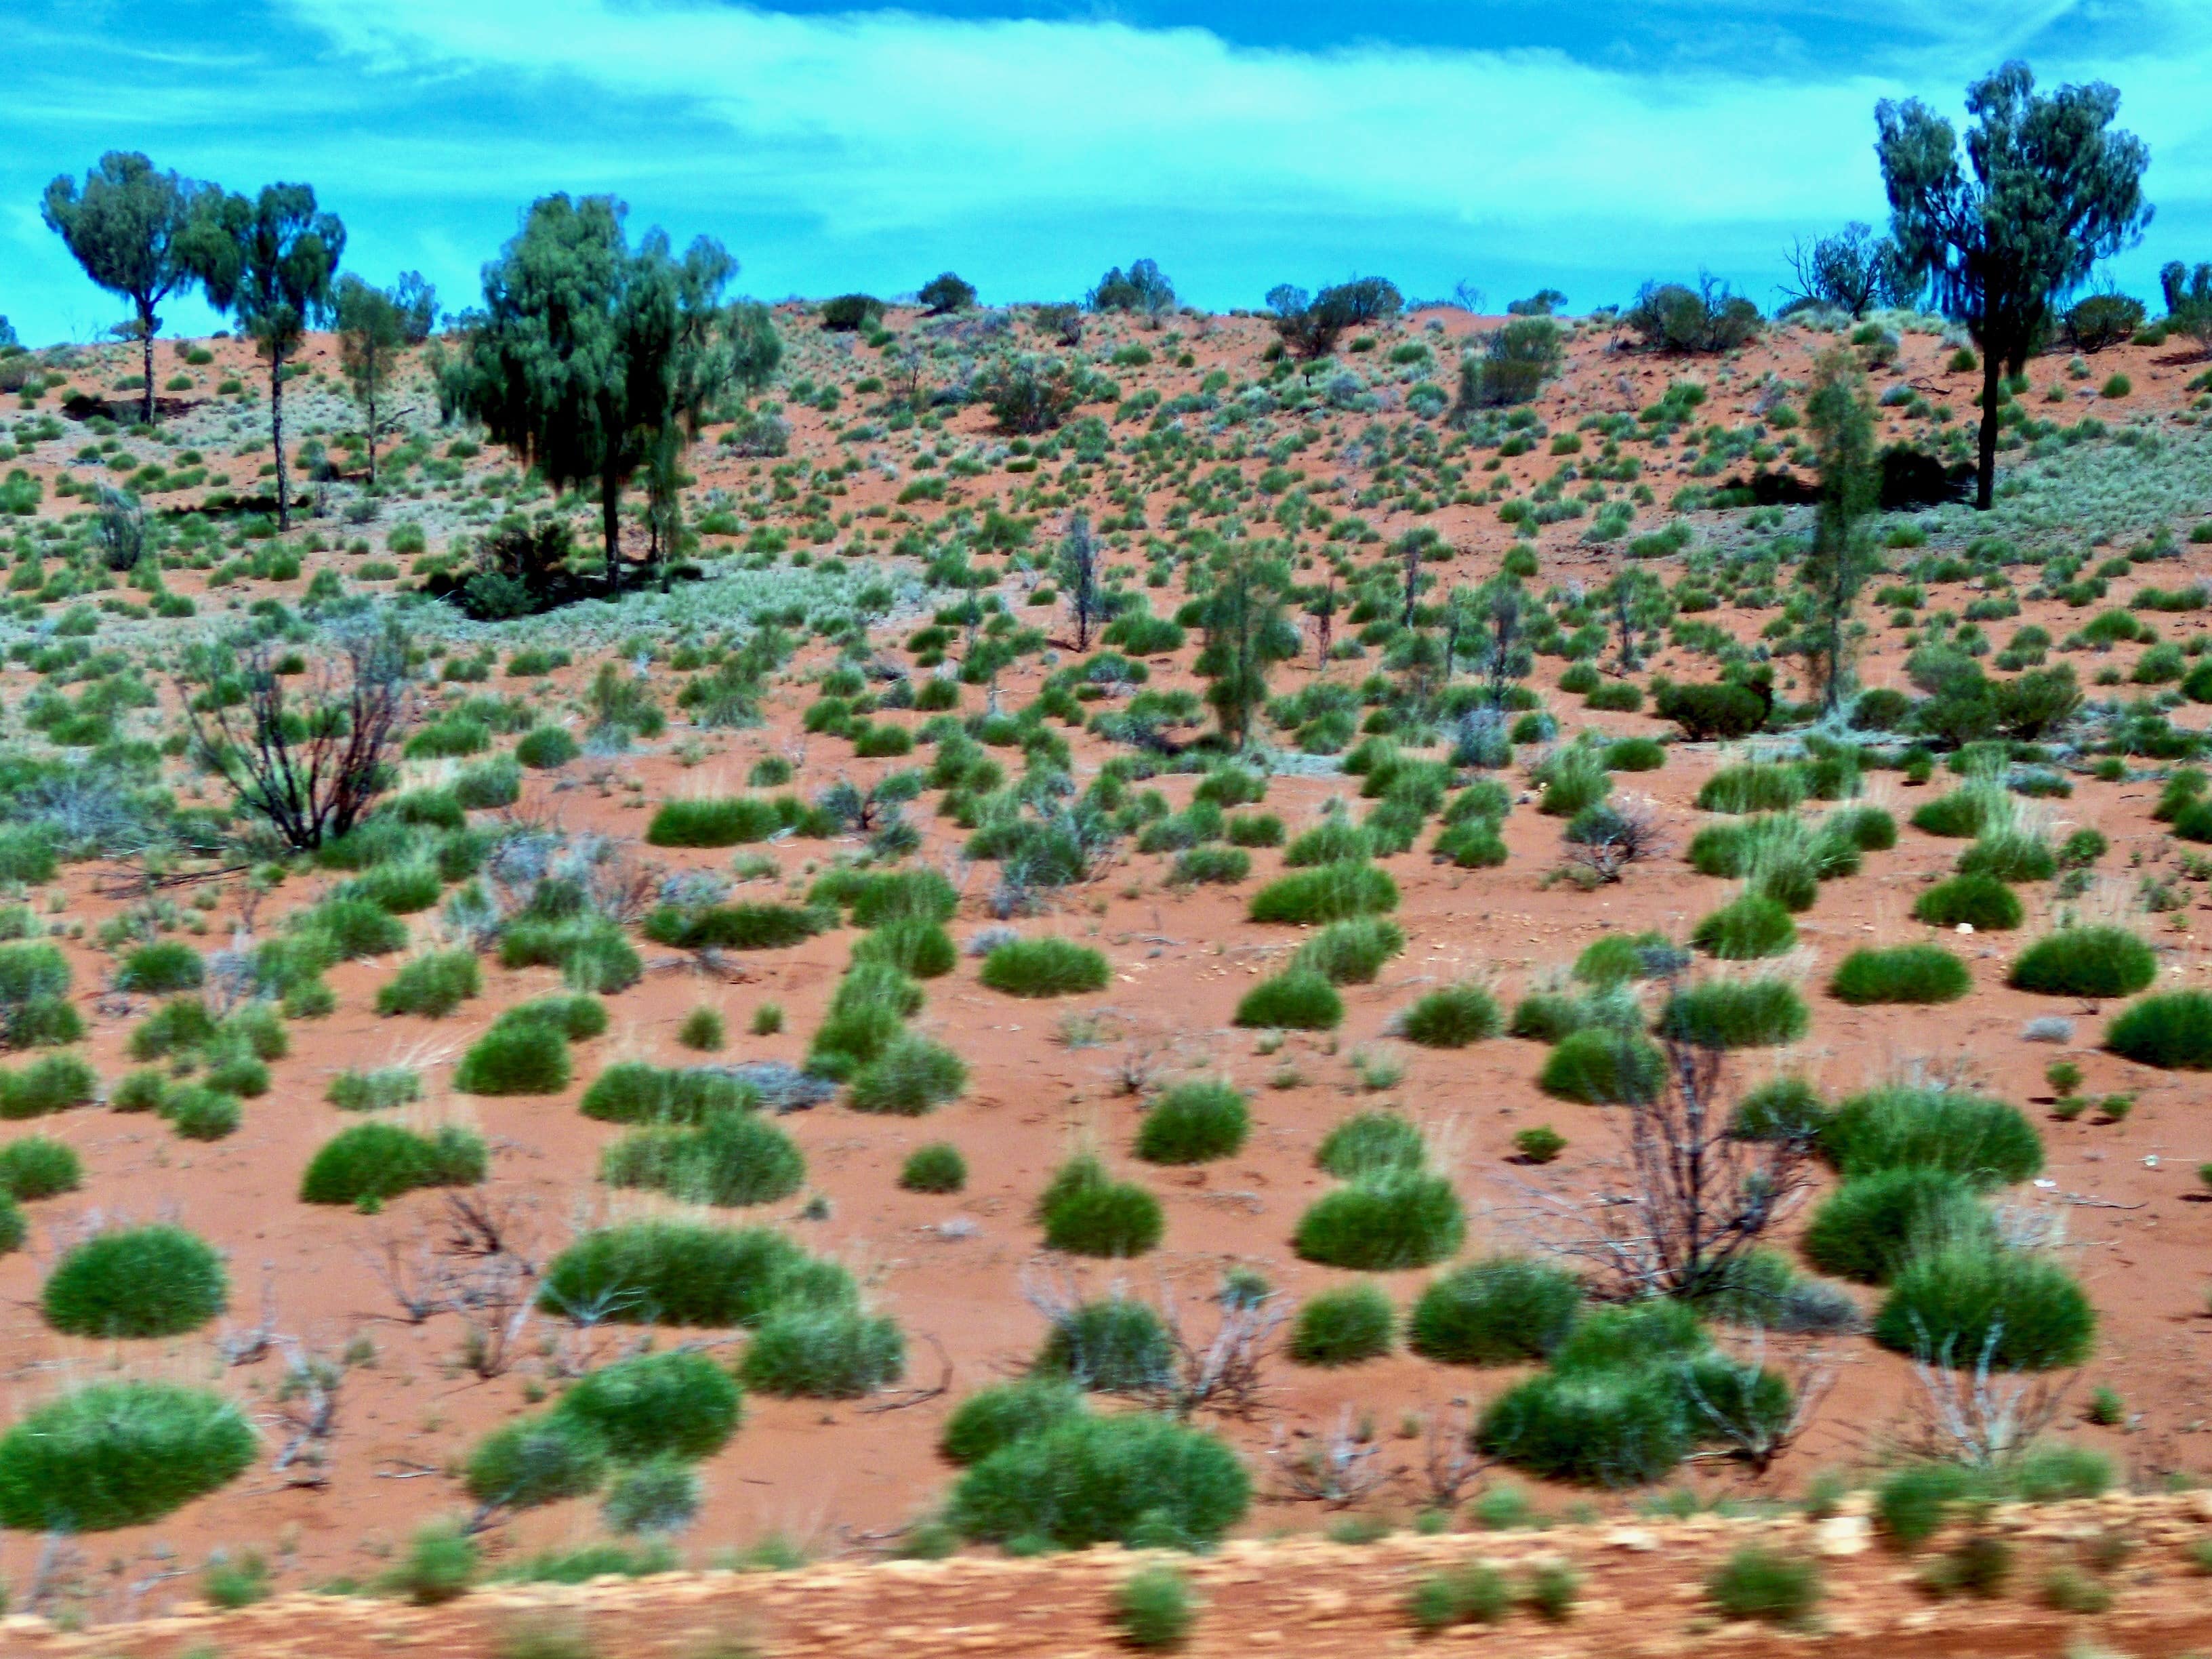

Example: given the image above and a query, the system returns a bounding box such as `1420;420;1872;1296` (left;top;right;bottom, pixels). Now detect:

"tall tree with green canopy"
336;273;436;489
727;299;782;395
1193;543;1299;750
181;183;346;531
1876;62;2151;510
41;152;217;427
438;194;741;592
1800;348;1881;712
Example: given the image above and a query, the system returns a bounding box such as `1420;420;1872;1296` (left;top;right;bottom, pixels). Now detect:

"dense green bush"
1284;817;1374;867
980;937;1111;997
600;1111;806;1208
1248;861;1398;924
537;1221;852;1328
1034;1298;1173;1392
1829;945;1971;1006
1656;979;1809;1048
1477;1367;1692;1487
851;918;958;979
1115;1564;1195;1649
949;1414;1250;1549
1538;1027;1664;1103
740;1309;905;1398
2105;991;2212;1069
1822;1086;2043;1189
580;1062;752;1124
940;1378;1086;1465
454;1017;573;1094
1316;1110;1425;1178
0;1382;256;1530
1910;790;1993;838
1692;895;1796;959
118;940;205;994
1729;1075;1830;1142
43;1223;228;1337
1695;762;1805;815
646;796;789;847
0;1134;80;1200
2007;928;2156;998
1288;1282;1396;1366
0;1191;21;1253
1656;680;1766;741
1911;874;2022;930
310;897;410;958
1233;968;1343;1029
1802;1168;1992;1284
1293;1170;1464;1270
1872;1246;2095;1370
556;1351;741;1462
1173;844;1250;886
1408;1256;1582;1365
899;1141;968;1193
464;1414;608;1511
642;902;833;951
1292;917;1404;985
1134;1080;1250;1164
0;1052;98;1119
516;725;580;769
0;941;79;1048
1706;1547;1822;1624
300;1122;486;1206
1398;983;1501;1047
375;950;482;1017
1037;1155;1164;1256
163;1084;241;1141
846;1031;968;1115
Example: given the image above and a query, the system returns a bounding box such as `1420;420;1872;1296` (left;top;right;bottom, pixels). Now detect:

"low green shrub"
1247;861;1398;924
300;1122;486;1205
848;1033;968;1115
1912;874;2022;930
739;1308;905;1398
1398;983;1501;1047
941;1378;1086;1465
1284;817;1374;867
1873;1246;2095;1370
0;1191;20;1253
42;1223;228;1337
1134;1080;1249;1164
1911;790;1993;838
2105;991;2212;1069
646;796;787;847
2008;928;2156;998
454;1017;573;1094
1293;1170;1464;1270
1408;1563;1511;1632
464;1414;607;1511
899;1142;967;1193
642;902;834;951
1115;1564;1196;1649
326;1065;422;1111
537;1221;853;1328
1034;1298;1173;1392
1538;1027;1664;1103
580;1062;752;1124
556;1350;742;1462
1173;844;1250;886
1408;1256;1582;1365
1316;1110;1425;1178
1696;762;1805;815
0;1052;98;1118
600;1111;807;1208
1706;1547;1822;1624
1288;1282;1395;1366
948;1414;1250;1549
0;1382;255;1530
1656;979;1809;1048
117;940;204;994
1821;1086;2043;1188
375;950;482;1017
1829;944;1971;1006
1729;1075;1830;1141
310;897;410;958
1692;895;1796;959
1477;1366;1691;1487
1233;969;1343;1029
516;726;580;769
1802;1168;1993;1284
980;937;1111;998
0;1134;80;1200
0;941;80;1048
162;1084;241;1141
851;918;958;979
1037;1155;1164;1256
1292;917;1404;985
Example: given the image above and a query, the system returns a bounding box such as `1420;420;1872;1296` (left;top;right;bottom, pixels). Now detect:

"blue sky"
3;0;2211;346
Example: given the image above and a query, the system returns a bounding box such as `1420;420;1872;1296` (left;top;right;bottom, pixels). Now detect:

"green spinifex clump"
2007;927;2156;998
948;1413;1250;1549
1133;1079;1250;1164
42;1223;228;1338
1828;944;1972;1006
299;1122;487;1206
0;1382;257;1530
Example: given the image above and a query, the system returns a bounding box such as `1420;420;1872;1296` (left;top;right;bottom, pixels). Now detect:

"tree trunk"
139;305;156;429
271;348;289;533
365;352;377;490
1975;354;2001;511
601;470;621;595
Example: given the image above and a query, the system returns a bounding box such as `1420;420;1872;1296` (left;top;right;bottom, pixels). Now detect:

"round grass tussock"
940;1379;1087;1465
453;1019;573;1095
1912;874;2023;931
117;941;205;994
949;1414;1250;1549
1872;1246;2095;1370
556;1351;742;1462
2007;928;2156;999
1398;983;1502;1048
1695;762;1805;815
1729;1075;1830;1142
1656;979;1809;1048
42;1223;228;1338
0;1134;81;1200
1691;895;1796;960
898;1142;967;1193
1821;1086;2043;1189
1288;1282;1396;1367
599;1112;806;1208
1247;860;1399;924
0;1052;98;1119
1115;1565;1196;1650
300;1122;487;1206
847;1033;968;1116
0;1382;256;1531
464;1414;608;1511
1134;1080;1250;1165
2104;991;2212;1069
1233;969;1343;1030
1293;1170;1465;1271
1829;944;1971;1006
1317;1110;1425;1179
979;937;1111;998
162;1085;241;1141
1477;1368;1691;1488
537;1221;852;1328
739;1309;905;1399
851;919;958;980
1035;1298;1174;1392
1292;917;1405;986
1408;1256;1583;1365
1538;1027;1664;1104
1802;1168;1994;1285
1039;1164;1166;1258
579;1062;752;1125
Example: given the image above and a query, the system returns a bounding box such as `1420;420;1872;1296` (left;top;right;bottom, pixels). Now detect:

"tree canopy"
337;274;435;488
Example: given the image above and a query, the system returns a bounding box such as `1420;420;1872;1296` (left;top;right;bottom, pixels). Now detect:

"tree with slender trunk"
1801;348;1881;712
182;184;346;532
1194;544;1299;750
335;275;426;489
42;152;217;428
438;195;739;592
1877;62;2151;511
1057;511;1101;650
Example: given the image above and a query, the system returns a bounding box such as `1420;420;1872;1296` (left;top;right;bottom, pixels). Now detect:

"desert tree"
1264;279;1398;361
1599;566;1668;674
178;610;411;852
1057;510;1103;650
918;271;977;314
1622;275;1762;353
438;194;742;591
2163;260;2212;355
1465;575;1532;708
41;152;218;427
1303;571;1339;665
1780;222;1922;317
1088;258;1174;319
1799;348;1881;712
1394;526;1439;628
1877;62;2152;511
180;182;346;531
336;273;436;487
1194;542;1300;750
726;298;783;395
